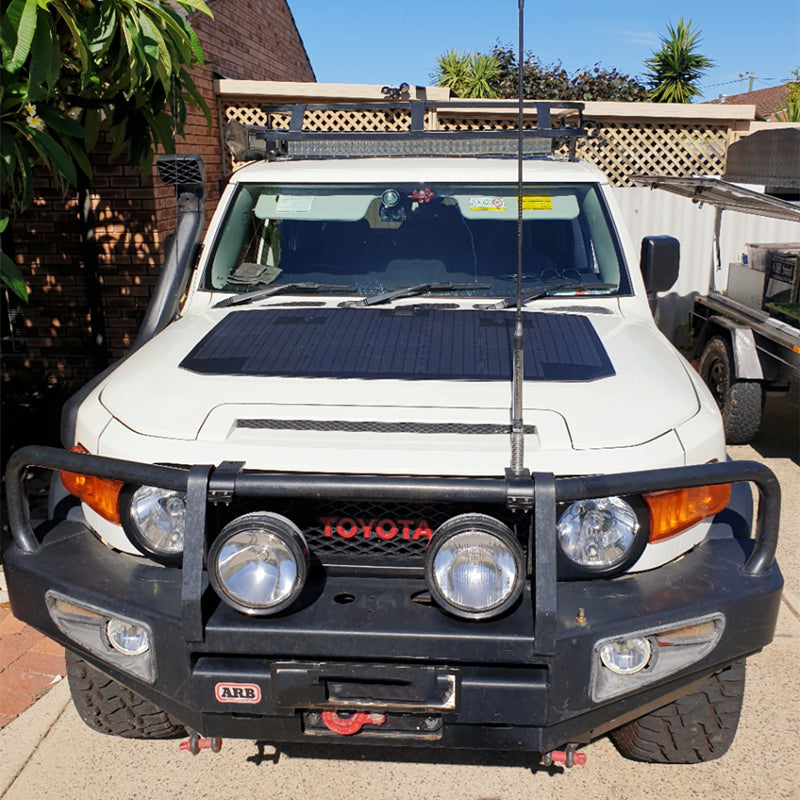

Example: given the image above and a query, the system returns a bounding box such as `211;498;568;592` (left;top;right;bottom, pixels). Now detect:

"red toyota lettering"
337;518;358;538
376;519;398;540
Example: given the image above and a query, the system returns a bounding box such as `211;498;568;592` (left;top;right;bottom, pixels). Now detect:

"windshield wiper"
479;281;618;310
214;283;356;309
340;282;490;309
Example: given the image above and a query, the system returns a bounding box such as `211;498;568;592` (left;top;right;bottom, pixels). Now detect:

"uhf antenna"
510;0;526;476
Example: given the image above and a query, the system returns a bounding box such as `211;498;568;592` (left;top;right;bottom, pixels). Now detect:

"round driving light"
123;485;186;562
557;496;640;572
209;512;309;615
106;618;151;656
599;637;652;675
425;514;524;620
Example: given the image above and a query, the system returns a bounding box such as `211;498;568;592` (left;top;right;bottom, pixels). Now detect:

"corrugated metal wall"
613;187;800;340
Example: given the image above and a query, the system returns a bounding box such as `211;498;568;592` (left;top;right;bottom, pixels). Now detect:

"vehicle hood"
98;305;699;471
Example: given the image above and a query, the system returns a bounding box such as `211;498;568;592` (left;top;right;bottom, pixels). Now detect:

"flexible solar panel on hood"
180;307;614;382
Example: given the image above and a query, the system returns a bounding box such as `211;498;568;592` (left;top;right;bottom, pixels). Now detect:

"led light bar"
224;100;589;163
285;136;553;159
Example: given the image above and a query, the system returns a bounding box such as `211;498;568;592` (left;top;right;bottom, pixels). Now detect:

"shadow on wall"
92;197;162;360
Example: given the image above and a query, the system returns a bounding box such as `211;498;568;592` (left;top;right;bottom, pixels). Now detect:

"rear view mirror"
640;236;679;293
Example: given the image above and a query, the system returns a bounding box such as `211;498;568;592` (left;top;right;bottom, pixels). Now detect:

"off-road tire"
610;661;745;763
699;336;762;444
66;650;185;738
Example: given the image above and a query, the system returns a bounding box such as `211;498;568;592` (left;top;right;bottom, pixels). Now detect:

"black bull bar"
5;445;781;659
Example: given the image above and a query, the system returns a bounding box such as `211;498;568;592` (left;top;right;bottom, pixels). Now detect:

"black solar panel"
180;308;614;382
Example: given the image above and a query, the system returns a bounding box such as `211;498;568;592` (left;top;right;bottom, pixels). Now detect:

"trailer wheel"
610;661;745;763
699;336;762;444
66;650;185;738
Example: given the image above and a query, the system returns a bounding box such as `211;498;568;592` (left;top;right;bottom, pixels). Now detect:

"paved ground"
0;390;797;799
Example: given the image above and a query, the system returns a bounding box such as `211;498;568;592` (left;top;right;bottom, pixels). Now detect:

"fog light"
591;614;725;701
425;514;524;620
45;591;156;683
209;512;309;615
599;637;652;675
106;618;150;656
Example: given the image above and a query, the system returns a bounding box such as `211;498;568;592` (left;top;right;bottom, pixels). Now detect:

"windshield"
203;182;629;297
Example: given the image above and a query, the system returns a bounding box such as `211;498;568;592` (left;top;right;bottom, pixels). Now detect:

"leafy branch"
0;0;213;300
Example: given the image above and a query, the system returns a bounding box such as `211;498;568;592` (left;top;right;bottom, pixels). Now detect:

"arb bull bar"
3;445;783;751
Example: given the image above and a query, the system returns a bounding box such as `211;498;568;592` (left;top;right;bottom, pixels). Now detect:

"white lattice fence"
576;123;728;186
222;101;730;185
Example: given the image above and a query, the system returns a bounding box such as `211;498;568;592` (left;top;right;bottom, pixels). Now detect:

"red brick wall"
2;0;314;390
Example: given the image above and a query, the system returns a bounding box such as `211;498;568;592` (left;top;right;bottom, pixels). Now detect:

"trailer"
634;128;800;444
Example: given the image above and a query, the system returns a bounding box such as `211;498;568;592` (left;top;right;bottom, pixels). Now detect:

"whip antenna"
510;0;526;476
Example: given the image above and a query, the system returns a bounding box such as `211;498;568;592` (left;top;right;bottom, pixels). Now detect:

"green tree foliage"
0;0;213;299
490;45;648;101
432;50;501;98
433;44;648;102
644;18;714;103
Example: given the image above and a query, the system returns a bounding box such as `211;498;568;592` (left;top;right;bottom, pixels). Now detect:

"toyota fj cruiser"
4;101;783;765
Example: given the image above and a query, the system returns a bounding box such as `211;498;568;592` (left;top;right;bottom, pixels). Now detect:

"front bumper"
3;447;784;752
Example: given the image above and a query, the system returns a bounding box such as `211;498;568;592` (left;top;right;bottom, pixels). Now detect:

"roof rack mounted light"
225;100;587;163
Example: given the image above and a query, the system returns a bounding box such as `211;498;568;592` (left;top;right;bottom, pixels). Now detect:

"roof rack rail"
225;100;587;162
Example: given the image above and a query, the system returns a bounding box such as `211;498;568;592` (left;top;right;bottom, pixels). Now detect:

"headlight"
557;496;643;575
208;512;309;615
425;514;525;620
121;485;186;563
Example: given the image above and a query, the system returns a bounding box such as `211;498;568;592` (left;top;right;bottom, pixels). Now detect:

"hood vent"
235;419;537;435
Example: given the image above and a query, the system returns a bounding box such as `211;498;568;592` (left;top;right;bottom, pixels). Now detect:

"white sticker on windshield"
276;195;314;213
469;196;506;211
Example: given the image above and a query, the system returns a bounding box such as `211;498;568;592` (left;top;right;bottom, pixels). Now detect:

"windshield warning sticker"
521;195;553;210
469;196;506;211
276;195;314;213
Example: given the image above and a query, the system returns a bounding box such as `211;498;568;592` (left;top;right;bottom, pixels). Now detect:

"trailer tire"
610;661;745;763
66;650;185;739
699;336;762;444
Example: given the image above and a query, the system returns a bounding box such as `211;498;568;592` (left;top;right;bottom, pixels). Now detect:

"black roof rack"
225;100;588;162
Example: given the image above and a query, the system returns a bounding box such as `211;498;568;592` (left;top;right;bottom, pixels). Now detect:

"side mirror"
640;236;679;293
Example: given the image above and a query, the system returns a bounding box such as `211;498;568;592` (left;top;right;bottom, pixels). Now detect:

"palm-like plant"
644;18;714;103
432;50;500;98
773;68;800;121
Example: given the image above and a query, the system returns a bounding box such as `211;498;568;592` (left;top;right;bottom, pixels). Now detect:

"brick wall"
1;0;314;392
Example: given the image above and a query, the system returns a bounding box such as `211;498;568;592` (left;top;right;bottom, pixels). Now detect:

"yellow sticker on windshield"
521;195;553;210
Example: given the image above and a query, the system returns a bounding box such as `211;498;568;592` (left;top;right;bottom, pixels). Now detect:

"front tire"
610;661;746;763
699;336;762;444
66;650;185;739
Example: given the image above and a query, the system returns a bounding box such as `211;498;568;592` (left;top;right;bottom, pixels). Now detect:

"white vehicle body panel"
70;154;727;575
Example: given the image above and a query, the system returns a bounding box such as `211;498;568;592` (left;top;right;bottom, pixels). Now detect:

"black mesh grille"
213;498;527;569
236;419;537;435
157;155;204;187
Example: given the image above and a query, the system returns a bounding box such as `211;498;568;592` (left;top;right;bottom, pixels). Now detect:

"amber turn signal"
644;483;731;543
61;445;123;524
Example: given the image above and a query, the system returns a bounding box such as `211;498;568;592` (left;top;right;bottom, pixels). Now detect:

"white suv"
4;102;783;765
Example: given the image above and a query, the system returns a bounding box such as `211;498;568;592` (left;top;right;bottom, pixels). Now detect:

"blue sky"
287;0;799;102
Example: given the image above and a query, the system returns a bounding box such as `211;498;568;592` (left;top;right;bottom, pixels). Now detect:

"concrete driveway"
1;393;798;800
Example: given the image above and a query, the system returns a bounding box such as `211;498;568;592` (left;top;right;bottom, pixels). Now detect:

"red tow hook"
179;732;223;755
542;745;586;768
320;710;386;735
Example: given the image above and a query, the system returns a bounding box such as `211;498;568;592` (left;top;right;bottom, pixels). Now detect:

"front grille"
214;498;527;569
